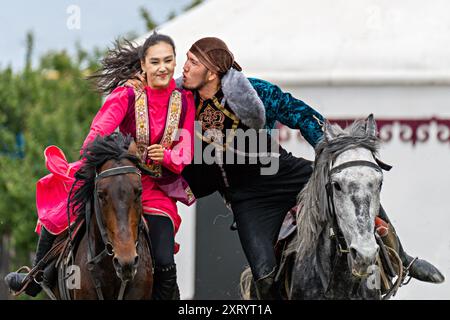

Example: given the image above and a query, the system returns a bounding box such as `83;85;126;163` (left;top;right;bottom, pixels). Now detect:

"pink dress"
35;79;195;249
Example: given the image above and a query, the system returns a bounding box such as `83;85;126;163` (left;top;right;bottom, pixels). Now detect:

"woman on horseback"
5;32;196;300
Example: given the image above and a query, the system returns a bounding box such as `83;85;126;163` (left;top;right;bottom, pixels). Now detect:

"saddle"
13;217;86;298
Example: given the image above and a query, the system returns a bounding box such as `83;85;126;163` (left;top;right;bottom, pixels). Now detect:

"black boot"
4;227;56;297
378;206;445;284
254;269;283;300
152;264;180;300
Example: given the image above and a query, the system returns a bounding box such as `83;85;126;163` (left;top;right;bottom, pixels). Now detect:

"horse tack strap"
327;159;384;255
85;197;110;301
96;166;141;180
91;165;141;258
118;281;128;300
324;158;395;297
330;160;382;176
328;189;349;256
375;157;392;171
82;165;145;300
134;88;183;178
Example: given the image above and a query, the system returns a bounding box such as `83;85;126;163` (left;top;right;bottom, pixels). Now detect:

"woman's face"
141;42;176;89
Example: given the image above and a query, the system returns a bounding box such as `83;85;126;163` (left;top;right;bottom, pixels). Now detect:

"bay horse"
241;115;392;299
48;133;153;299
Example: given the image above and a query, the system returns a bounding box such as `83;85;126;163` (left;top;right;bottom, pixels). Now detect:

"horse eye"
97;190;106;201
333;182;342;192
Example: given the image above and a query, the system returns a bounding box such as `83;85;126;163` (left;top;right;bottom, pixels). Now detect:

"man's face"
182;51;209;90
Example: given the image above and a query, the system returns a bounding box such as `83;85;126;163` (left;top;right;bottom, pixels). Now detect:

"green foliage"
167;11;177;21
139;7;157;31
0;32;103;268
183;0;204;12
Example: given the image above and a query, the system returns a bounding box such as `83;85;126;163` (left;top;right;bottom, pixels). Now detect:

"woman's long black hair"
89;32;176;95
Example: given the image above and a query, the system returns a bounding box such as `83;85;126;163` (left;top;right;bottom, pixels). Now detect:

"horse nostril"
113;257;120;270
133;255;139;268
350;247;358;261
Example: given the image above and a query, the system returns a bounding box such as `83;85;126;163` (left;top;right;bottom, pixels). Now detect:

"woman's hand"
125;72;147;90
148;144;164;162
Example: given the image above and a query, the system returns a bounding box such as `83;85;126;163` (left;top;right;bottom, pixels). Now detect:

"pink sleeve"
161;90;195;175
80;87;129;155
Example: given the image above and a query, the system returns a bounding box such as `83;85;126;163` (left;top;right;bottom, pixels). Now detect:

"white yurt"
137;0;450;299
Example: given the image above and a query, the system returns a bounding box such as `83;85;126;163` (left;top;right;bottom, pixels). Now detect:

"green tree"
183;0;204;12
0;31;103;299
139;7;157;31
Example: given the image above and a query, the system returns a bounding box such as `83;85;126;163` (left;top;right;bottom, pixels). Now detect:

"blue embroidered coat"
249;78;325;147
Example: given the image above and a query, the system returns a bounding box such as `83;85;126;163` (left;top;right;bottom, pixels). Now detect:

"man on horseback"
173;37;443;299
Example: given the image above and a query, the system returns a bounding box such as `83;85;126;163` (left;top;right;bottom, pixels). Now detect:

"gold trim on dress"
135;89;183;177
134;89;150;168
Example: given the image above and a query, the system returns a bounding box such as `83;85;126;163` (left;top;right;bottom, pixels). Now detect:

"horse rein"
85;165;141;300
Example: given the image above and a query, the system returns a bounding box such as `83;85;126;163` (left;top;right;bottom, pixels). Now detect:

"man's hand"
125;72;147;90
148;144;164;162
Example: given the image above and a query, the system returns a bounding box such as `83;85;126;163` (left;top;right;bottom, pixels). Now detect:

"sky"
0;0;193;71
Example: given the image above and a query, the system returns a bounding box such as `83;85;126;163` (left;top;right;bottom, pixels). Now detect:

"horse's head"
72;133;143;283
95;138;142;282
324;115;382;278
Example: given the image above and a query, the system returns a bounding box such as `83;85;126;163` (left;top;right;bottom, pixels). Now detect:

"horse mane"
69;132;140;218
288;120;380;260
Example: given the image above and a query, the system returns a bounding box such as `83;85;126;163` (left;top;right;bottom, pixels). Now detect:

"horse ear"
324;121;336;142
365;114;377;137
128;138;139;157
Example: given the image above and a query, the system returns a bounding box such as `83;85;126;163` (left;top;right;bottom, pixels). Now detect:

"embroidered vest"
126;87;195;206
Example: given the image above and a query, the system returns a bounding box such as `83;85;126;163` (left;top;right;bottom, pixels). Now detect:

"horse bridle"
326;157;390;254
323;156;391;297
86;165;142;300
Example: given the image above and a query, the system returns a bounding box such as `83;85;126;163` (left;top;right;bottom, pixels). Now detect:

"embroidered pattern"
134;89;150;165
198;105;225;131
160;90;183;149
135;89;182;178
197;96;239;149
185;187;195;204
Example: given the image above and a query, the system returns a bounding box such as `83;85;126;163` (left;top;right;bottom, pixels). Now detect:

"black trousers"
228;149;313;280
144;215;175;268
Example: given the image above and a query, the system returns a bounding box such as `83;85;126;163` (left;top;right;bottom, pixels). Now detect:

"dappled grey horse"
241;115;387;299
